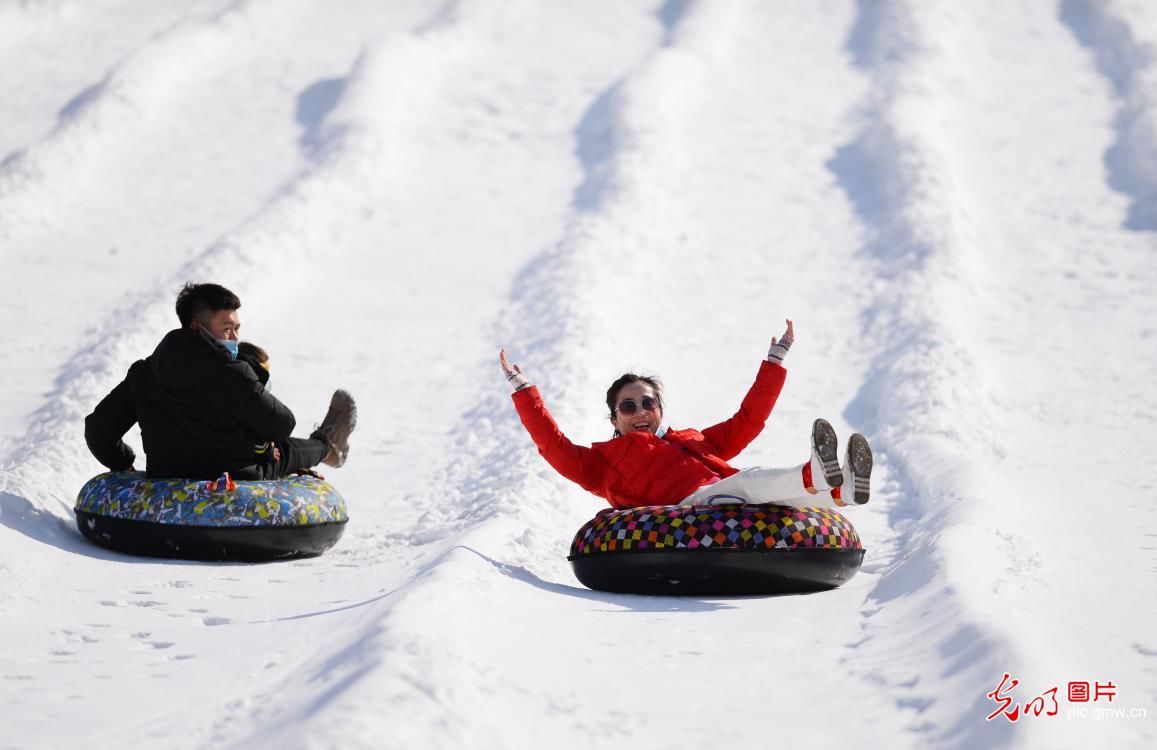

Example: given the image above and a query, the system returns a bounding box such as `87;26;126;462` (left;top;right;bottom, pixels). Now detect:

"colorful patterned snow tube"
75;471;348;561
568;503;864;595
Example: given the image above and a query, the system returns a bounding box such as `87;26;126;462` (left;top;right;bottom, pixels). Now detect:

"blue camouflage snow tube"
74;471;348;561
568;503;865;595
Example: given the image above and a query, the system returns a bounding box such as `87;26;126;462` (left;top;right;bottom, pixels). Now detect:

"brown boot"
311;390;357;468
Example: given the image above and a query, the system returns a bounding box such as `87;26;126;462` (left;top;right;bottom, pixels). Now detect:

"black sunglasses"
616;396;661;415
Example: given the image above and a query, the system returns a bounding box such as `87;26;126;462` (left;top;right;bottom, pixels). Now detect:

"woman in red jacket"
499;320;872;510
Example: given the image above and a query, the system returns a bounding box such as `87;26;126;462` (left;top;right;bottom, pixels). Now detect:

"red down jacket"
511;360;787;508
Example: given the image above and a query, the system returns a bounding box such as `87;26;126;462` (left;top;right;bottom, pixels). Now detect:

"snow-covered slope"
1;2;1154;748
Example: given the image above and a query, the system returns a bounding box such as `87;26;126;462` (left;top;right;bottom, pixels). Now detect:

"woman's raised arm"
700;321;792;459
500;348;610;499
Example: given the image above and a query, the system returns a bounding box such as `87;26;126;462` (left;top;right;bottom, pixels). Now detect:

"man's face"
194;309;241;341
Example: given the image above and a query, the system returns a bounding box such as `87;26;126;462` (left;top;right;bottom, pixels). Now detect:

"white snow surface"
2;1;1156;748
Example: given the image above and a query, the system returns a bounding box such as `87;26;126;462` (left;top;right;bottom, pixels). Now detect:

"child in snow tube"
499;320;873;511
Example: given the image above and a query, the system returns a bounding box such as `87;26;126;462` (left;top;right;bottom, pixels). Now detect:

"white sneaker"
842;433;872;504
811;418;842;489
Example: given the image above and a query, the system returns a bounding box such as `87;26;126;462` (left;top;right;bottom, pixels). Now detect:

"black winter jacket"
84;328;295;480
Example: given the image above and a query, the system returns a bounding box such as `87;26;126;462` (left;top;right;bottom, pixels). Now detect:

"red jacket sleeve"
512;386;608;498
699;360;787;461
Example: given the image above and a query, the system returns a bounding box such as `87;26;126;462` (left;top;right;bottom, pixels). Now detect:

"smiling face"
609;380;663;436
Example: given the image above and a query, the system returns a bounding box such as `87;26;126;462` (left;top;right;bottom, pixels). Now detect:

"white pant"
678;464;843;509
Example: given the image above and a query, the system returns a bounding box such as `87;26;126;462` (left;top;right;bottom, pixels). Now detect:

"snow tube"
74;471;348;561
568;504;864;595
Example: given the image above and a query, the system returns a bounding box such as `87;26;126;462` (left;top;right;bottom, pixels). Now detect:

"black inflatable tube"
570;547;866;596
76;510;347;562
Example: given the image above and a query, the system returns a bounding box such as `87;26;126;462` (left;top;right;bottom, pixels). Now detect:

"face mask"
218;339;239;360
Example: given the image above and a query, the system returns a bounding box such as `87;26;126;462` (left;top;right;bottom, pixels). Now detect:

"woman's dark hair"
606;373;663;418
175;282;241;327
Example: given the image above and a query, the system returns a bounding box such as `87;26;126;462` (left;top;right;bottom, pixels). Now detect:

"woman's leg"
677;420;870;509
680;465;844;509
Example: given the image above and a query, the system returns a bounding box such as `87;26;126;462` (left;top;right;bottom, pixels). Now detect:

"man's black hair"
175;282;241;327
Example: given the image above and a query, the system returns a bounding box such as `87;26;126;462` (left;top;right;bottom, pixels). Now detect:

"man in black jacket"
85;282;356;480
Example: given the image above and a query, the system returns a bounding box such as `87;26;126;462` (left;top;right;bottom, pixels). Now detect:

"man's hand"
767;319;794;365
499;349;531;391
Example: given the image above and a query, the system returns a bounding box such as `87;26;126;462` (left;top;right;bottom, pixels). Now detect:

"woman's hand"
499;349;531;391
767;319;794;365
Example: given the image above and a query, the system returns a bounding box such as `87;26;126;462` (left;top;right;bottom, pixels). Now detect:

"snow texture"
1;1;1155;748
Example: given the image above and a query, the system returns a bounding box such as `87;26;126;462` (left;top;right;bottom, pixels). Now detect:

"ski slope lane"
0;2;535;747
0;0;234;161
79;2;667;748
246;2;897;748
2;2;1154;748
0;0;433;455
832;1;1157;747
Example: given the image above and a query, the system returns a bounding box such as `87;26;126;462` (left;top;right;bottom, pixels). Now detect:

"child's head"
237;341;271;386
237;341;269;370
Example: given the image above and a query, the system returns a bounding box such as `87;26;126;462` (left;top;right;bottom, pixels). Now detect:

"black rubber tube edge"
569;547;865;595
75;510;347;562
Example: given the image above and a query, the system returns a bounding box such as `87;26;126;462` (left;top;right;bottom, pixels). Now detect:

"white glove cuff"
767;344;789;365
507;370;531;391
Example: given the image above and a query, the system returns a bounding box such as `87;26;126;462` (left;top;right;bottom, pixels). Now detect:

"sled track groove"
1060;0;1157;231
830;2;1017;747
